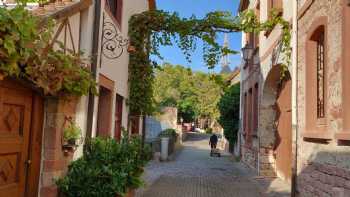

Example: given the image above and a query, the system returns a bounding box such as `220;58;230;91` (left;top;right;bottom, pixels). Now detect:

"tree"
217;83;240;149
153;63;222;123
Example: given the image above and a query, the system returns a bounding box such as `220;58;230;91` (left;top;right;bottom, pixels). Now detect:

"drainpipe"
291;0;298;196
86;0;101;139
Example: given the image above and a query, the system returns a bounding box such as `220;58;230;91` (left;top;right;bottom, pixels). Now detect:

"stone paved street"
136;132;291;197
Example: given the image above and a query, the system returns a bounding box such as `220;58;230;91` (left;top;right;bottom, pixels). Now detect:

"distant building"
220;33;232;74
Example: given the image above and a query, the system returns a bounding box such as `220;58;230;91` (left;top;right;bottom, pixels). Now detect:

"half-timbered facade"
0;0;154;196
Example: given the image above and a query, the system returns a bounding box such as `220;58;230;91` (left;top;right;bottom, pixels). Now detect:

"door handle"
26;160;32;165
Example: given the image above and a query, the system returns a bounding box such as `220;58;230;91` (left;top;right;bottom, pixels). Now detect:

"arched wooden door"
0;79;43;197
275;76;292;183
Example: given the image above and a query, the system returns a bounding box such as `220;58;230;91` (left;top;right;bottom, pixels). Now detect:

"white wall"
93;0;150;137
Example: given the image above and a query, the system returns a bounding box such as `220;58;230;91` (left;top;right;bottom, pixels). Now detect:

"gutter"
86;0;101;138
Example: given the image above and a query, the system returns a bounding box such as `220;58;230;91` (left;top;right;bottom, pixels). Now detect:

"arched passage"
259;65;292;183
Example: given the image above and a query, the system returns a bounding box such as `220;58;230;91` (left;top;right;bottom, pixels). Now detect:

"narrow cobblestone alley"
137;133;291;197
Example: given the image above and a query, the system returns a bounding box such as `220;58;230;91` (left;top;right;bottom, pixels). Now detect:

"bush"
56;136;150;197
158;128;177;139
217;83;240;146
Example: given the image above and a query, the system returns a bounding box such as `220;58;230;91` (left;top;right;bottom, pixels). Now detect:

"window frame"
106;0;123;28
302;16;332;140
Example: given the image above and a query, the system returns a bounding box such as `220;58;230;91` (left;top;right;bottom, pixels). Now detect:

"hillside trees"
153;63;222;123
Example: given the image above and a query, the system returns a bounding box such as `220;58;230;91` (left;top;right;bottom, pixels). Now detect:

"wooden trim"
297;0;314;20
25;94;44;197
46;0;92;21
99;74;114;91
104;3;122;30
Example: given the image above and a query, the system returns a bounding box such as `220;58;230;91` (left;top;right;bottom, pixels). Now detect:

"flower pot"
115;189;134;197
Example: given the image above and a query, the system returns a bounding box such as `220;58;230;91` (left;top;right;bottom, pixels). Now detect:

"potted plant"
62;121;81;151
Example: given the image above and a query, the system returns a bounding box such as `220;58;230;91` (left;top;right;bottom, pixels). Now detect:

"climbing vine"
128;9;291;115
0;5;96;96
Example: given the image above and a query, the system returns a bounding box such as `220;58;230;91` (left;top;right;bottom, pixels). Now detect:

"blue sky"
153;0;242;73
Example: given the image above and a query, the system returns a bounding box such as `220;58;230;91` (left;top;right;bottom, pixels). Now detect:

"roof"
1;0;92;21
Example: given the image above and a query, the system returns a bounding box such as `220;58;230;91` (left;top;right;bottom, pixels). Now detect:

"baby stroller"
210;148;221;157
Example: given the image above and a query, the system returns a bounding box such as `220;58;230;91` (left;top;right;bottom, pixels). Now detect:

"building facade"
296;0;350;196
0;0;154;197
239;0;295;181
239;0;350;196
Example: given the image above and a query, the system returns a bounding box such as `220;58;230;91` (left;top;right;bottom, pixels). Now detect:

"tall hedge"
217;83;240;147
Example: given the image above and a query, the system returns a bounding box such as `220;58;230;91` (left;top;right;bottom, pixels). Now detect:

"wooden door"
275;77;292;183
0;79;34;197
114;95;123;141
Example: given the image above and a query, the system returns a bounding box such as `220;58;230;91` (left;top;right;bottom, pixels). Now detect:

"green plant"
158;128;177;139
63;121;81;142
0;5;96;96
217;83;240;146
128;9;291;117
56;136;150;197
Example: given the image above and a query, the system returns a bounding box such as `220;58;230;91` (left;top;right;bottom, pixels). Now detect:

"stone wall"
298;162;350;197
241;145;258;169
259;147;276;177
40;97;79;197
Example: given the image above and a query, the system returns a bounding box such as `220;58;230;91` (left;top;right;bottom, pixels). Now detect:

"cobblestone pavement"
136;132;291;197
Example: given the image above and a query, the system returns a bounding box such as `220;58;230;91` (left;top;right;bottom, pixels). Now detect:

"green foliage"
56;136;150;197
128;9;291;116
153;63;222;122
217;83;240;144
63;121;81;141
0;5;96;96
158;128;177;139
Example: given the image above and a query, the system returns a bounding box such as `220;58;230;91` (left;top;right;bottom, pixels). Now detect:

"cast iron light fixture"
242;43;254;62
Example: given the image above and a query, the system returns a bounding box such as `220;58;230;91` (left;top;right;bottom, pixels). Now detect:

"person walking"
209;134;218;149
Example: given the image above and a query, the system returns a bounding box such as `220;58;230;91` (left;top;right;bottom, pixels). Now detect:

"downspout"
291;0;298;196
86;0;101;138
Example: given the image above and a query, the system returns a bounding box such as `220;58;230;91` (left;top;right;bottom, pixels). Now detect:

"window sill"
335;132;350;141
302;131;332;141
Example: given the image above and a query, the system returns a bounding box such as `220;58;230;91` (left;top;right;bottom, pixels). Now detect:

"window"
268;0;283;16
253;83;259;134
114;94;123;141
107;0;123;25
97;74;115;138
265;0;283;37
316;32;325;118
303;18;330;140
243;93;248;134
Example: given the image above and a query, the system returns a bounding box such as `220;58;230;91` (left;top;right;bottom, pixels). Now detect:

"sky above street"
153;0;242;73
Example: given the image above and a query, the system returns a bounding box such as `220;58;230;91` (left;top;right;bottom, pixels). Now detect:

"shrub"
56;136;150;197
217;83;240;146
158;128;177;139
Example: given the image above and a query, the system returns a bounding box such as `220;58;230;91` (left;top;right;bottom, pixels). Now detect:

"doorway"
0;79;43;197
114;94;123;141
275;75;292;183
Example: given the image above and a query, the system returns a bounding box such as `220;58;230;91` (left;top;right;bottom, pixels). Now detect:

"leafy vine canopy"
128;9;291;115
0;4;96;96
